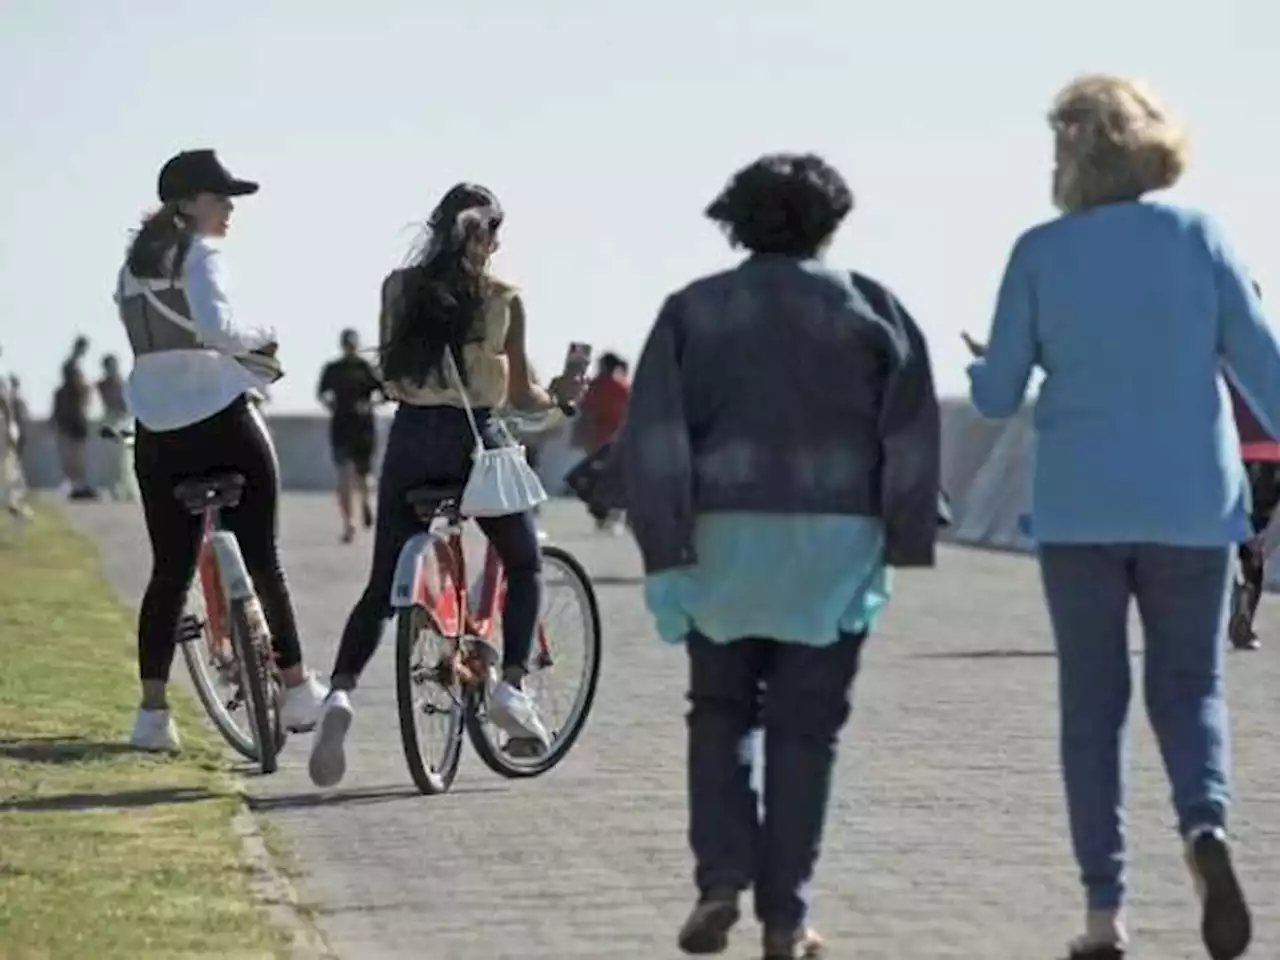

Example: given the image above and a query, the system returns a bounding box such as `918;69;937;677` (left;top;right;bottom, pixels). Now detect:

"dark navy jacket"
619;255;941;574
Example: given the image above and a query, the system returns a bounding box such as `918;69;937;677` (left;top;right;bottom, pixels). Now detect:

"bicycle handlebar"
498;403;576;438
100;424;136;445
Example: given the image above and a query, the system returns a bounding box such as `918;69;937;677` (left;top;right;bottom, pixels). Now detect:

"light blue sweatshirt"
969;202;1280;546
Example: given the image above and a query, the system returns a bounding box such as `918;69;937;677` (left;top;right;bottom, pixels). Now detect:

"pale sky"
2;0;1276;414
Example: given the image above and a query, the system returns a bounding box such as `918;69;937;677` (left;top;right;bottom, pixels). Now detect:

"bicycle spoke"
466;545;601;777
180;582;258;759
405;616;463;777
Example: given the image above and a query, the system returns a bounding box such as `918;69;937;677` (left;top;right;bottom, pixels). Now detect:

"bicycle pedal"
176;614;205;644
503;738;548;759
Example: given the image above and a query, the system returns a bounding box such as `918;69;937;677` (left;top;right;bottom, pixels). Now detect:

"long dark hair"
380;183;504;387
126;202;196;278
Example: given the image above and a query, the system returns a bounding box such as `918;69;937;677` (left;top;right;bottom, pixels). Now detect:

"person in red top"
1227;279;1279;651
573;352;630;530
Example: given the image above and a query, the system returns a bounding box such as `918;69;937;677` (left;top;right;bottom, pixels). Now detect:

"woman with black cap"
308;182;577;788
115;149;327;752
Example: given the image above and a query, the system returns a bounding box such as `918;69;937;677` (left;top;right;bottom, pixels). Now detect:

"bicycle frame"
196;511;229;651
390;519;551;665
195;508;263;655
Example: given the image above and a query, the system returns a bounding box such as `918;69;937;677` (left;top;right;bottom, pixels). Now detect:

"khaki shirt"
379;271;514;409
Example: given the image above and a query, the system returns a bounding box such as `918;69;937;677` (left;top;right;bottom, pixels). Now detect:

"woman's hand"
961;331;987;358
549;373;586;406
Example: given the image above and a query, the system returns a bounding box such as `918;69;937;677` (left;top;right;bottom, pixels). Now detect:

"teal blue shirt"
644;513;890;646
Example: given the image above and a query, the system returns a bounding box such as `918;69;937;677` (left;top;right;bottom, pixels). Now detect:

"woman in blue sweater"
966;75;1280;960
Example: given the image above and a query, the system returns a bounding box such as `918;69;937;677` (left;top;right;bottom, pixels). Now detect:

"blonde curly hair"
1049;74;1188;214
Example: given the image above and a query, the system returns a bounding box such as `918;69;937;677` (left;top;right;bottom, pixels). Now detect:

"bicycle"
392;408;603;795
103;424;286;774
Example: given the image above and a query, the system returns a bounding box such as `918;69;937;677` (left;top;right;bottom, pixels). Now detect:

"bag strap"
442;347;486;450
120;268;202;339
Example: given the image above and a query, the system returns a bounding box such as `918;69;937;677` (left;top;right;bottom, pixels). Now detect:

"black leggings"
1238;462;1280;621
133;396;303;682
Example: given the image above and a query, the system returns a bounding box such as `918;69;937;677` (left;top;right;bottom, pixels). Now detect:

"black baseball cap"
157;149;259;203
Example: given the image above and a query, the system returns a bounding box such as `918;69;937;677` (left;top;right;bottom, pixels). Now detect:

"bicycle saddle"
173;473;246;514
405;482;464;518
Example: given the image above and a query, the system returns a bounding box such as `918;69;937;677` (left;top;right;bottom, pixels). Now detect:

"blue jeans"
1038;544;1233;911
685;630;866;932
330;405;542;685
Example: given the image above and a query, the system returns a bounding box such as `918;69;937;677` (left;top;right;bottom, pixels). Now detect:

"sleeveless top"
379;271;514;409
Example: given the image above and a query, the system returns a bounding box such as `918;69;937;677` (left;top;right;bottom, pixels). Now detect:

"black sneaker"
1191;830;1252;960
1064;945;1124;959
762;926;824;958
1230;623;1261;651
362;502;374;528
677;891;739;955
1228;589;1260;650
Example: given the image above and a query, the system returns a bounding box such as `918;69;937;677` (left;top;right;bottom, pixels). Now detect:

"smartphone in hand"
563;342;593;379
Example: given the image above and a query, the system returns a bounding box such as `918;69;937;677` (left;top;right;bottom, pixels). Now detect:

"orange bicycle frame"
196;512;230;652
416;532;551;659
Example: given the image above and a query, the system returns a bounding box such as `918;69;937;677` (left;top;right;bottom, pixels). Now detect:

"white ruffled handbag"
444;349;547;518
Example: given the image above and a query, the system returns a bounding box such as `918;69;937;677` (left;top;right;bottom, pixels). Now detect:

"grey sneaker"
129;708;181;753
308;691;354;788
488;680;551;750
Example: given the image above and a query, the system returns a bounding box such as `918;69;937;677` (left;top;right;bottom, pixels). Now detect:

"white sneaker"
488;680;551;749
130;708;181;753
281;672;328;732
308;691;354;788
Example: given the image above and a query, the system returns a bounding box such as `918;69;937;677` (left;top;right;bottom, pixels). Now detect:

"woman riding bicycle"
115;149;327;752
309;182;575;788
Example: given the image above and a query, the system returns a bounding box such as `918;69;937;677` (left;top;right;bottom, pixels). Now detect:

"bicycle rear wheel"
181;578;259;760
466;544;602;778
228;595;283;775
396;602;466;794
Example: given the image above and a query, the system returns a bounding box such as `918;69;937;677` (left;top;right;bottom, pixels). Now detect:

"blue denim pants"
685;630;866;932
1038;543;1233;911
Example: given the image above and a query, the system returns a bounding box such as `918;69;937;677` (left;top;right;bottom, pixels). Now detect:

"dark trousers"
686;630;866;932
134;396;302;681
330;405;542;685
1237;462;1280;625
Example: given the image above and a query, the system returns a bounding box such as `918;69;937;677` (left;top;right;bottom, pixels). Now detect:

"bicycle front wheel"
396;603;466;794
228;596;283;775
466;543;602;778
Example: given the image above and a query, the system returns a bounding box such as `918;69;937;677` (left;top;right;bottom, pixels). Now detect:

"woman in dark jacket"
622;152;940;960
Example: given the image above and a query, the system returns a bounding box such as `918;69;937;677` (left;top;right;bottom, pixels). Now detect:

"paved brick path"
65;496;1280;959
